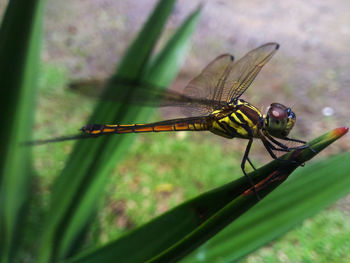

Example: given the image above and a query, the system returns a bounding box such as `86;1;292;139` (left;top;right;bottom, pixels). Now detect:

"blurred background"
2;0;349;261
40;0;350;148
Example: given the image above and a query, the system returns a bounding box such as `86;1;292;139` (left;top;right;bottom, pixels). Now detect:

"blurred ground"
40;0;350;149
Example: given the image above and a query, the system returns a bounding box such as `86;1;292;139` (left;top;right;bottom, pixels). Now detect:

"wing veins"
223;42;279;102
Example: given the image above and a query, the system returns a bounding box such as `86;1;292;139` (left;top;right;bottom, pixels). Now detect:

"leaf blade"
65;128;348;263
0;0;44;261
37;1;202;262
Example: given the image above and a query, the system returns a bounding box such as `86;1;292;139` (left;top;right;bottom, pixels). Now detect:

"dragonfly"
33;42;308;191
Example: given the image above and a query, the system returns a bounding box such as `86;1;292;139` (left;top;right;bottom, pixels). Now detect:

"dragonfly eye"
269;104;287;120
289;110;296;119
266;103;295;138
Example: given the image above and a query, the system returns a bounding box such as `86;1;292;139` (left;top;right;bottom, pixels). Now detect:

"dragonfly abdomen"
81;117;211;136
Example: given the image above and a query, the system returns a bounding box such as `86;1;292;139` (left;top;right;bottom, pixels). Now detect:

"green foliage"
0;0;45;262
36;1;201;262
184;151;350;262
65;129;349;263
104;132;242;232
1;1;349;263
244;210;350;263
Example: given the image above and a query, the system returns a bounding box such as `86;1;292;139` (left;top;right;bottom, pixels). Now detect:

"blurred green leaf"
0;0;44;262
184;129;350;262
63;126;347;263
38;1;200;262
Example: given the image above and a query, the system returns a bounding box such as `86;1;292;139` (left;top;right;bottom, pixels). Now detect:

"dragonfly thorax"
264;103;296;139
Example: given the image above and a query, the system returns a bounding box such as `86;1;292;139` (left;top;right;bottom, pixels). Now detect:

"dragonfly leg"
283;137;306;144
282;137;317;153
241;138;261;200
263;131;312;153
263;132;290;150
264;132;306;151
261;136;279;159
247;157;256;171
261;135;299;164
264;139;290;152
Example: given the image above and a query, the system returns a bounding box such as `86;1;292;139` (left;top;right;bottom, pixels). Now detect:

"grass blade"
64;127;347;263
0;0;44;261
37;1;201;262
184;128;350;262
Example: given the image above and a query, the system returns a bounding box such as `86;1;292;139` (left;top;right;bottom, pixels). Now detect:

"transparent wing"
69;77;216;113
181;54;234;115
69;43;278;117
223;42;279;103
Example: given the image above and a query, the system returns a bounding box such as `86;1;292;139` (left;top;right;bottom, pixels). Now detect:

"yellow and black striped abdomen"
209;100;262;139
81;116;211;136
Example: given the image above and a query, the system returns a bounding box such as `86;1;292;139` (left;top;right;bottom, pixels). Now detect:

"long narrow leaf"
64;128;347;263
0;0;44;262
59;6;203;263
37;1;201;262
149;127;349;262
185;136;350;262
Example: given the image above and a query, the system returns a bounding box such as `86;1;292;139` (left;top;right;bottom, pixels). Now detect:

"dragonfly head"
265;103;296;138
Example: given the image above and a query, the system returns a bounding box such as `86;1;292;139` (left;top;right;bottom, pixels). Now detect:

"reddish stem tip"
333;126;349;137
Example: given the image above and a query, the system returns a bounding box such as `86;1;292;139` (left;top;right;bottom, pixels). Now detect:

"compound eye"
268;105;287;121
289;111;296;119
266;104;295;138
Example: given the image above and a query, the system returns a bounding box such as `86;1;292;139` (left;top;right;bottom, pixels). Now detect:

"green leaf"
184;128;350;262
0;0;44;262
63;127;348;263
38;1;200;262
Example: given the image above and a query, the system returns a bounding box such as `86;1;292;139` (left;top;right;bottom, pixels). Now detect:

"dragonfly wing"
69;77;215;111
223;43;279;103
69;43;278;115
182;54;235;115
69;78;166;107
